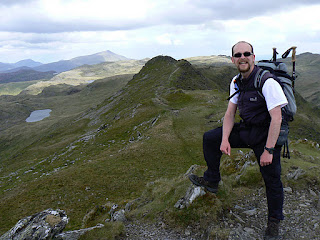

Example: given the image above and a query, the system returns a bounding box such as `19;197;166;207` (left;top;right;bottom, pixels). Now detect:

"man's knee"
203;127;222;143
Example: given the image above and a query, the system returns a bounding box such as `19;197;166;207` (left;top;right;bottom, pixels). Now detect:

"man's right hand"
220;140;231;156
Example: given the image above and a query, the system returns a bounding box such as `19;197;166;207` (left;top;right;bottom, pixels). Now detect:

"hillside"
0;69;55;84
186;55;232;66
280;52;320;108
0;56;319;239
21;59;148;95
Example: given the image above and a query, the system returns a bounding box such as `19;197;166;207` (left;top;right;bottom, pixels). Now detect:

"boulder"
0;209;68;240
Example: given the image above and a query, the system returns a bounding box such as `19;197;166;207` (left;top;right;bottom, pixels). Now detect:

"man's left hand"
260;151;273;166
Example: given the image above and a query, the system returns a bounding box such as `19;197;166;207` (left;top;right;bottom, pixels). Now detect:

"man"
189;41;288;239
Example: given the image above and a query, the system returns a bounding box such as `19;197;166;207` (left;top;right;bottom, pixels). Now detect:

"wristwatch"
264;146;275;154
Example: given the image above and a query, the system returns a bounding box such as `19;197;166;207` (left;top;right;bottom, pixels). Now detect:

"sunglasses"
233;52;253;58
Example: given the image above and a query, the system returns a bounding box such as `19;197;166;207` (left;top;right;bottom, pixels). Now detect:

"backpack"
255;59;297;158
255;61;297;121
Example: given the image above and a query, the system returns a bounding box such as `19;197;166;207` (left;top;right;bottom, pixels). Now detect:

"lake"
26;109;52;123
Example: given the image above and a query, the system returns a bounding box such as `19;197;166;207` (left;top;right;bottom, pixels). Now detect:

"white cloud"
156;33;183;46
0;1;320;62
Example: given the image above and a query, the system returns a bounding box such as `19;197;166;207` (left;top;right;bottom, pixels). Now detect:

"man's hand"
220;102;237;156
260;151;273;166
220;140;231;156
260;105;282;167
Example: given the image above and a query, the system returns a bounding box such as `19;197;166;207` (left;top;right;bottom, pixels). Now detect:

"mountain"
14;59;43;68
0;59;43;72
0;50;129;74
33;50;130;73
0;55;319;238
70;50;129;65
0;69;55;84
0;62;13;72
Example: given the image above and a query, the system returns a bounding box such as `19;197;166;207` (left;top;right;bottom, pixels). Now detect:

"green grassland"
0;80;43;95
0;56;319;238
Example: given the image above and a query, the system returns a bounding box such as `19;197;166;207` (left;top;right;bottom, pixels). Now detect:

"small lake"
26;109;52;123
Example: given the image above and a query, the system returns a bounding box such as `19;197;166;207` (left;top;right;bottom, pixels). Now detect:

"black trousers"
202;124;284;220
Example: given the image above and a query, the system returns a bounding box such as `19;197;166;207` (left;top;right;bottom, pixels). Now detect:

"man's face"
232;42;255;77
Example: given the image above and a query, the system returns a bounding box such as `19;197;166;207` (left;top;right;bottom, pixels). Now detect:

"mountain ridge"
0;50;130;74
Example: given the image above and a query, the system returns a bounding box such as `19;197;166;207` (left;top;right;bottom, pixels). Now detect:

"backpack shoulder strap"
227;74;241;100
254;68;273;99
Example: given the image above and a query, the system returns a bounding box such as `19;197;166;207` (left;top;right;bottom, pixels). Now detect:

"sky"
0;0;320;63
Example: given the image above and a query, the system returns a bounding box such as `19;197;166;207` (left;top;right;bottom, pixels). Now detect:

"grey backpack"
255;60;297;122
254;47;298;158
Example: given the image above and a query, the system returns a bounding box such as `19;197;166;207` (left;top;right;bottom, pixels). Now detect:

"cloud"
0;0;35;6
156;33;183;46
0;0;150;33
1;0;319;33
0;0;319;63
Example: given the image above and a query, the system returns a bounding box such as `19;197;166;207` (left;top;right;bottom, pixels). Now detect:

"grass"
0;80;40;95
79;222;125;240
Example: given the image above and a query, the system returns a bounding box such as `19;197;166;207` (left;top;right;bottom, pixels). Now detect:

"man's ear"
231;57;235;64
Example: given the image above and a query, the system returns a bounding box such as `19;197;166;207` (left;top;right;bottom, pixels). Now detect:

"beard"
237;62;251;73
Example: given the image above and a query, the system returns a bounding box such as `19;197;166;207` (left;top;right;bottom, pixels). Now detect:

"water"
26;109;52;123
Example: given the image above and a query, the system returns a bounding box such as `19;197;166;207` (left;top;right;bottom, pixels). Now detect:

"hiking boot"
188;174;218;193
264;217;280;240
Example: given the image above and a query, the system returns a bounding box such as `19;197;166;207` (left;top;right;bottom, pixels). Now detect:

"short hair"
232;41;254;56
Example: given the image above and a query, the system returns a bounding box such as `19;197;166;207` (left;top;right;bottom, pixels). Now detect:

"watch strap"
264;146;275;154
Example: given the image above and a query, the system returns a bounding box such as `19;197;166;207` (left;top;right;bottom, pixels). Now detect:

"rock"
309;189;317;197
228;225;256;240
231;211;245;223
125;198;140;212
283;187;293;193
174;185;206;209
109;204;118;216
243;208;257;216
235;160;256;181
112;210;127;222
184;164;200;176
317;197;320;211
0;209;68;240
286;167;305;180
243;227;256;235
55;224;104;240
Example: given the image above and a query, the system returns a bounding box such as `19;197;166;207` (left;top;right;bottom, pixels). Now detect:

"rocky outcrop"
0;209;105;240
174;185;206;209
0;209;68;240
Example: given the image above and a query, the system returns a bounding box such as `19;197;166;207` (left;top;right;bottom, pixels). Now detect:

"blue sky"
0;0;319;63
